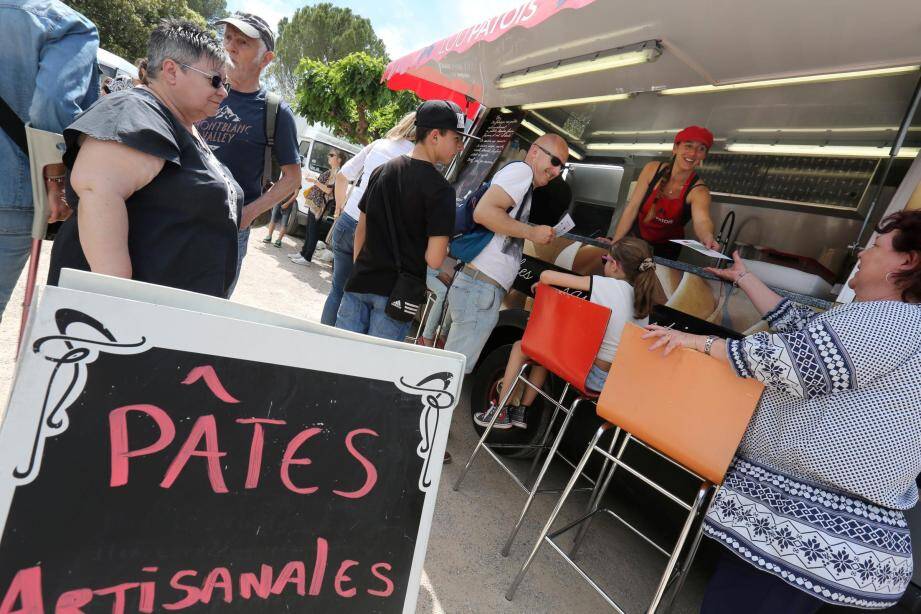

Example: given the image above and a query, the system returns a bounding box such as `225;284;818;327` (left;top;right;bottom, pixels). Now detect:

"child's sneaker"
473;403;512;429
508;405;528;429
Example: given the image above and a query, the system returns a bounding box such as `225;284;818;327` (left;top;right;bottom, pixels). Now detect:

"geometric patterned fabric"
725;299;921;510
705;458;912;609
712;299;921;607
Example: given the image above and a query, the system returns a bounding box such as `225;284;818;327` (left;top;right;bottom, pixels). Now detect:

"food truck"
383;0;921;606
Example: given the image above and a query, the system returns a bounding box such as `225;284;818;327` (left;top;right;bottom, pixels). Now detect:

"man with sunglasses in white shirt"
197;12;300;296
445;133;569;377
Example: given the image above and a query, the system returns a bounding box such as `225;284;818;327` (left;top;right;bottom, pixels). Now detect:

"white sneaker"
290;255;310;266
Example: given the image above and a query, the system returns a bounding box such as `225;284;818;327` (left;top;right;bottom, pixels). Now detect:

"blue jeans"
445;271;505;374
0;208;33;322
335;291;412;342
585;364;608;392
299;211;320;261
225;227;250;298
321;214;357;326
421;267;451;340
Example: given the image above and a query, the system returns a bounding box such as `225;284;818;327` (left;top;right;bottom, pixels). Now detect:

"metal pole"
850;72;921;254
17;239;43;355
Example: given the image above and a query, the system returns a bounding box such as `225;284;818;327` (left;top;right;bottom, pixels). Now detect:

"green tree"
69;0;206;61
186;0;227;21
271;3;387;101
294;52;417;145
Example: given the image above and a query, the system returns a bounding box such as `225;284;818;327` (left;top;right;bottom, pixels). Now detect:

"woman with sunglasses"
475;237;657;429
290;149;344;265
48;20;243;298
610;125;719;260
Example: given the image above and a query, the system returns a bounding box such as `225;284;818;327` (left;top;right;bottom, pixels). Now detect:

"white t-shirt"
590;276;649;363
340;138;414;221
469;162;534;291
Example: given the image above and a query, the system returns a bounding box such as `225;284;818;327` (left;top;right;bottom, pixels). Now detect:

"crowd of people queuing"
3;2;921;612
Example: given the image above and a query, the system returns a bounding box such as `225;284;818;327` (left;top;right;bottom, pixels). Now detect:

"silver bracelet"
703;336;716;355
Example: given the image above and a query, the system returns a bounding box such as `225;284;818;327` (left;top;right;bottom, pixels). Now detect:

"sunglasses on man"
180;63;231;92
536;143;568;169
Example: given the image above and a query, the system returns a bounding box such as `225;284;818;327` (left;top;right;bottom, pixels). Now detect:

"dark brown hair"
134;58;149;84
876;209;921;302
609;236;657;319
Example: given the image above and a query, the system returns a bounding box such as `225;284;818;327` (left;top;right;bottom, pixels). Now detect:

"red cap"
674;125;714;150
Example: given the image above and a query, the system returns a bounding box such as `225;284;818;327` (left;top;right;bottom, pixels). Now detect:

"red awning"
383;0;598;117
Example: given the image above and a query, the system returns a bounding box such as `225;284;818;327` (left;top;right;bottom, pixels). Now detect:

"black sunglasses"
180;63;230;91
536;143;567;169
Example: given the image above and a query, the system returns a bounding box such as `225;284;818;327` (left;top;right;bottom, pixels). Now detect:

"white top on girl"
589;275;649;362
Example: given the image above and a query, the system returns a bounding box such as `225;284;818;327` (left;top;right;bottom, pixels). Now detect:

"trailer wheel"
469;343;554;459
286;207;304;238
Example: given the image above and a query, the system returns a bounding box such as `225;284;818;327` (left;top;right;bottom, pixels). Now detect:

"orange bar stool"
507;324;764;612
454;284;614;556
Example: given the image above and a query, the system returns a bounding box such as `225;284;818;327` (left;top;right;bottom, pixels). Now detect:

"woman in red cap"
611;125;718;260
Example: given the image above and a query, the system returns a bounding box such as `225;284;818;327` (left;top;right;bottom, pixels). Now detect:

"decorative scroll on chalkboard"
700;154;878;208
452;110;524;202
0;280;462;613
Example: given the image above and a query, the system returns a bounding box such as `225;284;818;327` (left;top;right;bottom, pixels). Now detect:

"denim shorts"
270;202;291;225
585;364;609;393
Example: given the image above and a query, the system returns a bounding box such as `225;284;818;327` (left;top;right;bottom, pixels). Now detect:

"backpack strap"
639;162;668;208
0;93;27;155
262;92;281;188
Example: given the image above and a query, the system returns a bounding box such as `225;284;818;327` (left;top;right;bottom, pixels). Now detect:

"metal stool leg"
647;483;710;614
655;484;718;614
526;383;571;484
453;363;528;492
570;432;631;559
502;395;583;556
506;424;609;601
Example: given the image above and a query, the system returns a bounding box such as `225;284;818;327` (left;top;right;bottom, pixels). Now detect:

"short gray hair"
147;19;230;80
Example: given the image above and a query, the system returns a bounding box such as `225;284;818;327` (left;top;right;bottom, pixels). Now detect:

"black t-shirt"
48;88;243;297
346;155;455;296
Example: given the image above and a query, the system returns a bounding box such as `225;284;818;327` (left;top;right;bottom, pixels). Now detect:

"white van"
287;127;361;236
96;48;138;82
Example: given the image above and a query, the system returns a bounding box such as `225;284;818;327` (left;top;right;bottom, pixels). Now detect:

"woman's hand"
702;237;721;251
45;180;72;223
642;324;703;356
705;250;749;284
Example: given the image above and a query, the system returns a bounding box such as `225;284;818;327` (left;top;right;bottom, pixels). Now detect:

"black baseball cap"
216;12;275;52
415;100;480;140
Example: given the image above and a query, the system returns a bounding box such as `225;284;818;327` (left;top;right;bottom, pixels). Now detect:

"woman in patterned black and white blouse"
644;210;921;613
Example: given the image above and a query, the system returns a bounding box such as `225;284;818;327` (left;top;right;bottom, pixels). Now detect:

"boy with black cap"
335;100;477;341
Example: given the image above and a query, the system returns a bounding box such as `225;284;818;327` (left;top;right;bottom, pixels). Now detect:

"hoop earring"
886;271;895;284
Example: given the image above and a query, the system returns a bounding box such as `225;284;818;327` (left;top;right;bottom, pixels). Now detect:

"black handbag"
379;175;427;323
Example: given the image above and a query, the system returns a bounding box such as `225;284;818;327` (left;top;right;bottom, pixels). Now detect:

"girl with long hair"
476;237;658;429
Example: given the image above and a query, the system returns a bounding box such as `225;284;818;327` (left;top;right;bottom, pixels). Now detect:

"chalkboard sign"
0;278;462;613
452;110;524;202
